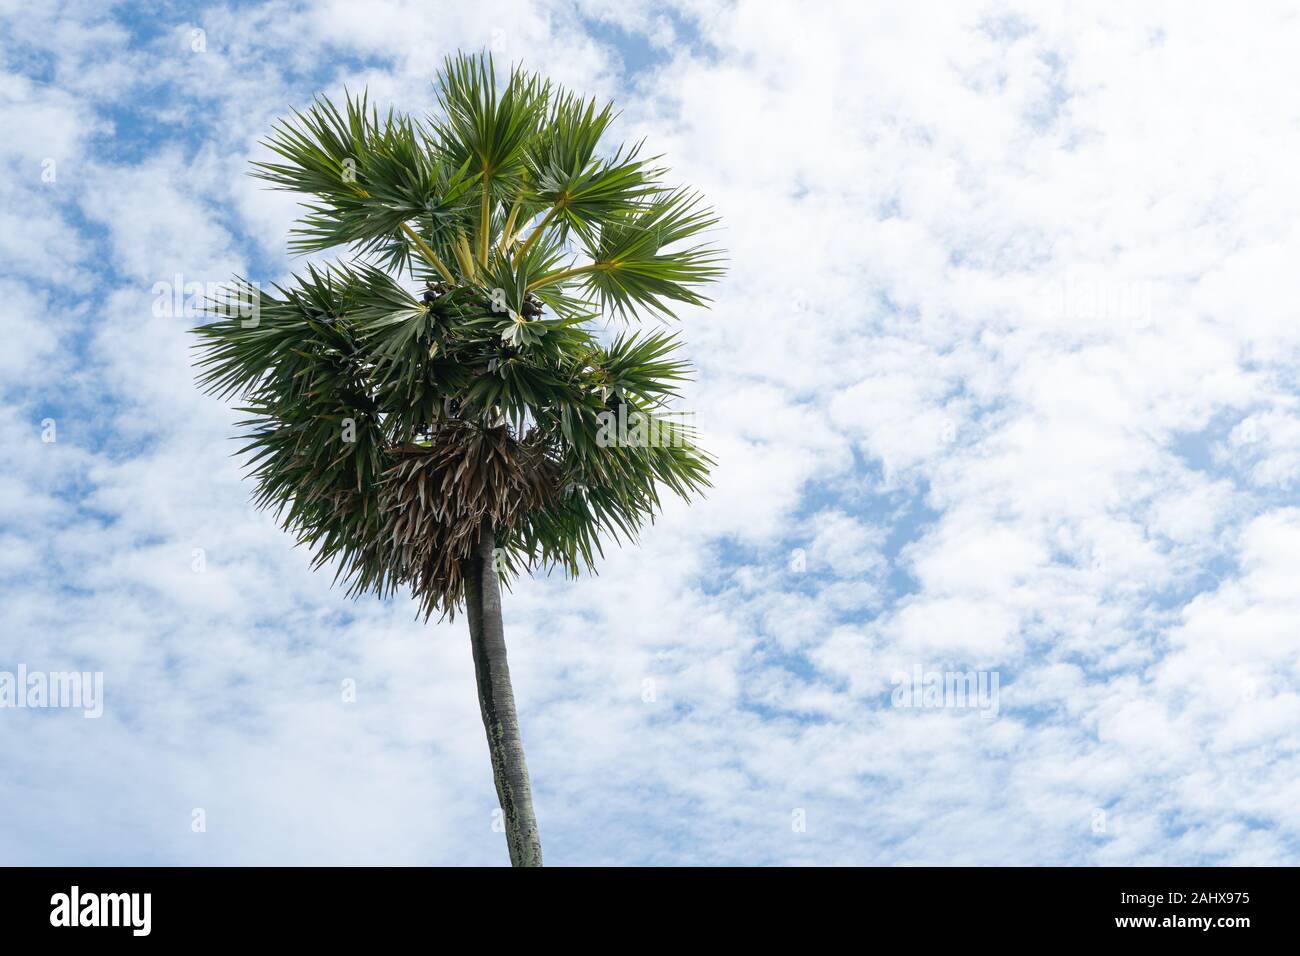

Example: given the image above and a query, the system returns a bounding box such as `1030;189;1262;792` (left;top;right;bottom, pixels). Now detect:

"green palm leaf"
193;50;724;618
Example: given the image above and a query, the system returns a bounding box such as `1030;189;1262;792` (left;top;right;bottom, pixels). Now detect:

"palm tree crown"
194;52;724;620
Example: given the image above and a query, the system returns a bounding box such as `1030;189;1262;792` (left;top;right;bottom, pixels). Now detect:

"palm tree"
193;52;723;866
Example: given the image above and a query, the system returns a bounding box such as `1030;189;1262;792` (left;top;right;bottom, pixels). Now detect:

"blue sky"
3;0;1300;865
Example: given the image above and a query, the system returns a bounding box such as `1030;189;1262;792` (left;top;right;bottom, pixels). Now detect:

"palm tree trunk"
461;518;543;867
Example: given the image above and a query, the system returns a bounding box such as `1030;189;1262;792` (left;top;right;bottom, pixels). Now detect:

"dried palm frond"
378;421;560;618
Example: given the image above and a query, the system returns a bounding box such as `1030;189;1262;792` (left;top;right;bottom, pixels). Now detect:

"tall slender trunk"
461;518;543;867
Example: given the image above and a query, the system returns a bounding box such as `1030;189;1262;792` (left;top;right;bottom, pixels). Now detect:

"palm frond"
193;52;724;618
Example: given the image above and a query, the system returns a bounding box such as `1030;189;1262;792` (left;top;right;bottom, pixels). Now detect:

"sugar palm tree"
193;52;723;866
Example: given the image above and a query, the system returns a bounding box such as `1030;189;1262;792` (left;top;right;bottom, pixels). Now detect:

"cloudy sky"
3;0;1300;866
